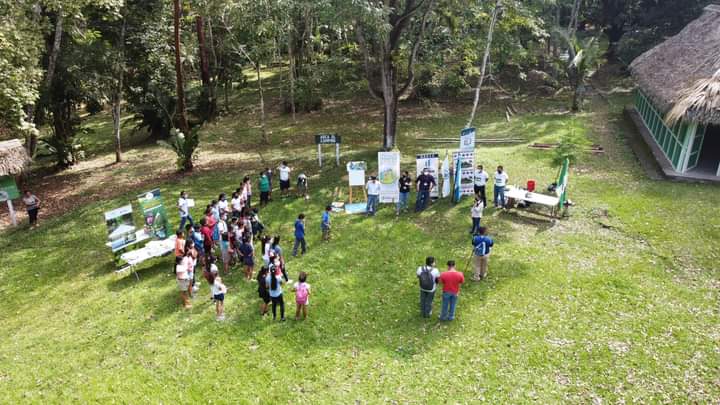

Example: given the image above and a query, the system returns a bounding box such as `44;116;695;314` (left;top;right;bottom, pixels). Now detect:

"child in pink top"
293;272;311;320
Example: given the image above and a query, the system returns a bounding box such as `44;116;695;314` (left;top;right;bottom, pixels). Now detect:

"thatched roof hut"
630;4;720;123
628;5;720;180
0;139;31;177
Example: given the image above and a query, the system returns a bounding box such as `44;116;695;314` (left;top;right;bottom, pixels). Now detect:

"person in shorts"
212;275;227;321
177;250;192;309
278;161;292;197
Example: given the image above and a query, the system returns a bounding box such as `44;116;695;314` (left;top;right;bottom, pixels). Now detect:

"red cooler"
527;180;536;192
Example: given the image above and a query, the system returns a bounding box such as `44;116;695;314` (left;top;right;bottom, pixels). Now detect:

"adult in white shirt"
217;193;229;216
473;165;489;207
493;165;509;208
230;192;242;216
365;176;381;216
177;191;194;230
278;161;292;197
417;256;440;318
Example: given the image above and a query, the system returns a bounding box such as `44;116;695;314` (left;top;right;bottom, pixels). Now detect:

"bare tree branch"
399;0;435;99
355;22;383;100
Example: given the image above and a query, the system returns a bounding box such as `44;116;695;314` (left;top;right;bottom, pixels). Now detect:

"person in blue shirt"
471;227;494;281
321;205;331;241
292;213;306;257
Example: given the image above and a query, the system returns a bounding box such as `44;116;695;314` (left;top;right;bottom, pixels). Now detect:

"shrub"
553;124;590;166
157;128;200;171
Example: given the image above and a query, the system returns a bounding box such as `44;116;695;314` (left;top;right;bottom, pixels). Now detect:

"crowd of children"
173;165;314;322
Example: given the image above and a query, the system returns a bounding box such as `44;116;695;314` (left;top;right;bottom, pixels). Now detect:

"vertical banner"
137;189;170;240
378;151;400;203
556;158;569;208
452;151;476;196
460;127;476;151
441;152;451;198
416;153;440;198
105;205;137;251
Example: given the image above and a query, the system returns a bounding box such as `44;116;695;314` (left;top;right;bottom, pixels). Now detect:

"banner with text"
378;151;400;203
137;189;171;240
460;127;476;151
416;153;440;198
105;204;137;252
452;150;476;196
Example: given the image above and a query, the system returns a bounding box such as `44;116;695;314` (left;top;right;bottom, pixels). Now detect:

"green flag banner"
557;158;569;208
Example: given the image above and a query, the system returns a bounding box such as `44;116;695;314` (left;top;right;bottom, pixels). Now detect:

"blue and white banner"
452;150;475;197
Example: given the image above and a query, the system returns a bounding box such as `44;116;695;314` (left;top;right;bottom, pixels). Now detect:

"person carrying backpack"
472;227;494;281
416;256;440;318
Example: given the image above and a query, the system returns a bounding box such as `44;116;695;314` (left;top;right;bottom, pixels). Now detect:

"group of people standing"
172;162;317;321
364;168;437;217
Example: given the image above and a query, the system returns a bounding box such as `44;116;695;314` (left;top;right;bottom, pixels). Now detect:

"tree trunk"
568;0;582;38
381;51;397;150
173;0;192;171
288;29;296;122
112;18;126;163
257;64;268;144
196;15;215;121
467;0;501;128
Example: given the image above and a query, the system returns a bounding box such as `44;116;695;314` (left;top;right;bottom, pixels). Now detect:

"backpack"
296;283;309;302
418;266;435;291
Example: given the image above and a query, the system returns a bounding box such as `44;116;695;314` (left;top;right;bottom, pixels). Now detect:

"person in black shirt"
396;171;412;215
415;169;436;212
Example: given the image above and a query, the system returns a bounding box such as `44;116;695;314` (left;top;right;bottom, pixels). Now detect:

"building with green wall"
629;5;720;181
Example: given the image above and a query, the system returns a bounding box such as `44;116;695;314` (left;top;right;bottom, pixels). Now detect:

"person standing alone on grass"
396;171;412;215
177;191;193;230
212;275;227;321
470;196;484;235
259;171;270;207
438;260;464;321
472;227;494;281
293;272;311;320
297;172;309;199
417;256;440;318
22;190;41;228
321;205;332;241
493;166;508;208
278;161;292;198
293;214;307;257
473;165;488;207
265;167;273;200
415;169;436;212
366;176;380;216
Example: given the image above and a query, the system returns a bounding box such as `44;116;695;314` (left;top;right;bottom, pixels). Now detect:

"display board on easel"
316;134;341;167
0;176;20;226
346;161;367;203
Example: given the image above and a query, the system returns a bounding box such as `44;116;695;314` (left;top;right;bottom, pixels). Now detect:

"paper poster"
452;150;475;196
378;151;400;203
460;127;476;151
347;161;366;186
137;189;171;240
416;153;439;198
441;153;451;198
105;204;137;251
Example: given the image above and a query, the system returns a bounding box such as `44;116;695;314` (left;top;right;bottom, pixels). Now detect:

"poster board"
460;127;476;151
347;161;366;186
416;153;439;198
137;189;171;240
105;205;138;252
452;151;476;196
378;151;400;203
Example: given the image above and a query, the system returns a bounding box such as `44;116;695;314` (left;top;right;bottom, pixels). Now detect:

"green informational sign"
0;176;20;201
137;189;171;240
557;158;569;208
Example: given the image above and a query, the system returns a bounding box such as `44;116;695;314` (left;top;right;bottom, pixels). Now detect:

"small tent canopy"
0;139;30;177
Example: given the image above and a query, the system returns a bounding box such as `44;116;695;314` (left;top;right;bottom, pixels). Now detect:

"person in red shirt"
200;218;214;269
438;260;465;321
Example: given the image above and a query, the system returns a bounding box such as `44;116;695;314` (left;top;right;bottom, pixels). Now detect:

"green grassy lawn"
0;78;718;402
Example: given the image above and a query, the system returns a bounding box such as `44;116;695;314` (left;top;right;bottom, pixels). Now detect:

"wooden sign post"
315;134;341;167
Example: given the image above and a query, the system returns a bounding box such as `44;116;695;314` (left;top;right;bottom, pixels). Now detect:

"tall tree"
173;0;194;171
111;16;126;163
354;0;436;150
467;0;502;128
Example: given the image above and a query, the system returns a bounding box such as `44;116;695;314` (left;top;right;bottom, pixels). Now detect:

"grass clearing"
0;78;718;402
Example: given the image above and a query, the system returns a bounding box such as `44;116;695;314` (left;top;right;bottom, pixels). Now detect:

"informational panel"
105;205;137;251
460;127;476;151
0;176;20;201
346;161;366;186
452;151;476;196
441;153;451;198
378;151;400;203
137;189;171;240
316;133;341;167
416;153;439;198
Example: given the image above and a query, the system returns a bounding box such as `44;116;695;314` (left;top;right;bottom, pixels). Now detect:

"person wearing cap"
365;176;381;216
414;169;436;212
473;164;489;207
